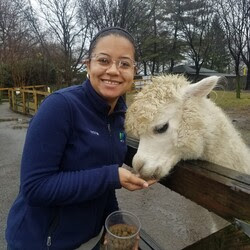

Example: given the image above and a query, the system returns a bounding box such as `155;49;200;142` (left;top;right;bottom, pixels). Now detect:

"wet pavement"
0;102;228;250
0;103;29;249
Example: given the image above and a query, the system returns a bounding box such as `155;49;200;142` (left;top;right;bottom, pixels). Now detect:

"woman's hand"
118;168;157;191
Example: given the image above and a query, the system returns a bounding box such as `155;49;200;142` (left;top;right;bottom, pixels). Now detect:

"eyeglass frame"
88;53;137;71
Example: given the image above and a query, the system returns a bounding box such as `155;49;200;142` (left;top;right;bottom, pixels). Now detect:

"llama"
125;74;250;179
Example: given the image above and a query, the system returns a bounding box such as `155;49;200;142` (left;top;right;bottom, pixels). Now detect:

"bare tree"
239;1;250;90
79;0;146;31
0;0;36;86
217;0;250;95
172;0;214;78
218;0;243;75
35;0;89;85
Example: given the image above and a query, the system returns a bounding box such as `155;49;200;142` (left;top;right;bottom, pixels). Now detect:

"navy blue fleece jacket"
5;79;127;249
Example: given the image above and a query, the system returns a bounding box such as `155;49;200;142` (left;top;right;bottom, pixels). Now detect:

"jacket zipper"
107;123;111;134
47;236;51;249
107;120;115;163
46;212;60;249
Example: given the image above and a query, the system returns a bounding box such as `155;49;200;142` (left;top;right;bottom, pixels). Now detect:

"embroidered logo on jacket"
119;132;126;143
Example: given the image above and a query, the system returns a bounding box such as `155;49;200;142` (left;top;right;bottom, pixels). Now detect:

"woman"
5;27;156;249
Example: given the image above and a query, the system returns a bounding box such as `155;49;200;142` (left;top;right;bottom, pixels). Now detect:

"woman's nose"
106;61;120;74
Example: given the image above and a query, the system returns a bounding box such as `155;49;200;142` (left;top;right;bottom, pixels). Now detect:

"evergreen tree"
203;14;230;73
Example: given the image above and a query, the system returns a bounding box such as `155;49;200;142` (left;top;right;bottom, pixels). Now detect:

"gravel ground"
0;102;249;250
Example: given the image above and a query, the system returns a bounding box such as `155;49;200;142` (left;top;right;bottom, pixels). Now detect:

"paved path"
0;102;228;250
0;103;30;249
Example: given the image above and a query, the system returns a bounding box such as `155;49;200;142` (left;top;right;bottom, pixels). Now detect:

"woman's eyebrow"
96;52;133;60
94;52;109;56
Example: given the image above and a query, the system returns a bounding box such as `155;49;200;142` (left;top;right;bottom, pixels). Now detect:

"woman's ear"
84;59;90;77
134;66;138;76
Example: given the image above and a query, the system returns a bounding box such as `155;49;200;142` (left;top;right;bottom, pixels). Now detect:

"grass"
211;90;250;110
126;90;250;111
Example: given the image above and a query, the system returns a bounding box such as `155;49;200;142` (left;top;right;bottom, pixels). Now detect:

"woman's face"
86;35;135;108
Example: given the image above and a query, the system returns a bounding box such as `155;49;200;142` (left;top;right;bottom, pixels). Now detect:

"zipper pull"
47;236;51;247
107;123;111;133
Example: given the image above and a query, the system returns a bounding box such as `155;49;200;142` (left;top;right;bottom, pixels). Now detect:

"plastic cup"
105;210;141;250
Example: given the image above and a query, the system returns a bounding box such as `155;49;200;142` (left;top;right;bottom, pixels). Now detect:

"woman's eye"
98;58;110;65
120;60;131;68
154;122;169;134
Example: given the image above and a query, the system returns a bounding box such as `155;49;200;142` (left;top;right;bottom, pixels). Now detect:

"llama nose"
132;154;145;173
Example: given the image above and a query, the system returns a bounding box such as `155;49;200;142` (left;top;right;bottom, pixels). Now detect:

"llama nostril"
132;154;145;173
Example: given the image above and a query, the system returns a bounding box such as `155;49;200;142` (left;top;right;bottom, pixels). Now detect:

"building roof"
172;64;235;77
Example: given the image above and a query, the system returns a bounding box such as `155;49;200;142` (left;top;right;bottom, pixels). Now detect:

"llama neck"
201;102;250;174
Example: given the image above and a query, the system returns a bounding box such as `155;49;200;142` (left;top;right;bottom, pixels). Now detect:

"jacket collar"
83;79;127;115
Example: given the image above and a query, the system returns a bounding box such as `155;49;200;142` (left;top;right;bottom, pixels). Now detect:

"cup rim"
105;210;141;239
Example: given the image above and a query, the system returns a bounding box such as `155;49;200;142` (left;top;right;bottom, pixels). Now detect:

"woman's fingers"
147;179;158;186
118;168;158;191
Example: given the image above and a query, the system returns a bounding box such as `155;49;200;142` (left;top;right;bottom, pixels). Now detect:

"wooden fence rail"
126;137;250;250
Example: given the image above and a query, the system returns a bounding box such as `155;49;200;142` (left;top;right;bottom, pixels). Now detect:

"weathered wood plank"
20;89;49;95
126;137;250;222
33;92;38;113
183;224;250;250
20;84;46;89
160;160;250;222
11;90;15;110
22;91;26;114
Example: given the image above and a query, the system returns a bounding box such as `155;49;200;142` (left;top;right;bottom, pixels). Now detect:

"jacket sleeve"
21;93;121;206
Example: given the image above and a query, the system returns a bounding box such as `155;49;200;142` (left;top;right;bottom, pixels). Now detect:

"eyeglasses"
90;54;136;71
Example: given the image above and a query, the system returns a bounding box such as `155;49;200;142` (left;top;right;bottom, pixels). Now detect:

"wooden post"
22;90;26;114
33;91;38;113
8;89;11;108
11;89;15;111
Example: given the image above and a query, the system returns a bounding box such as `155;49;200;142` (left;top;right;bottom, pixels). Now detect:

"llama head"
125;75;219;179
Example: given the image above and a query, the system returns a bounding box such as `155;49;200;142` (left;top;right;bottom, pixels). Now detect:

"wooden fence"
0;85;50;116
0;80;149;116
126;137;250;250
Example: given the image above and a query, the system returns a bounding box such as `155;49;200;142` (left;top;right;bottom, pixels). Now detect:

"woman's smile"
102;79;122;86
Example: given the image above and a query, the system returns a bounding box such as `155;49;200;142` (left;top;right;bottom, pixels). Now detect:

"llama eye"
154;122;169;134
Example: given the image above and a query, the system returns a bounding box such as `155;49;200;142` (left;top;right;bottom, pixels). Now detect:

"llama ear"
183;76;219;99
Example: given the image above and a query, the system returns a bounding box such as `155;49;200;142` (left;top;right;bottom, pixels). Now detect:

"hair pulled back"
88;27;137;60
